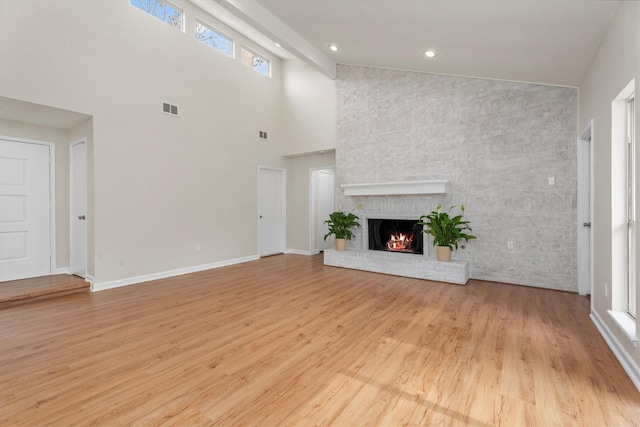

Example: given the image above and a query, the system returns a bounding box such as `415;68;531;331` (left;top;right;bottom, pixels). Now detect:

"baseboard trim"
55;267;71;275
287;249;313;256
591;310;640;392
91;255;259;292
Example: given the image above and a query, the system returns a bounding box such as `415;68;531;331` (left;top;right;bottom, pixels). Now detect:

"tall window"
130;0;183;29
611;80;636;341
195;20;233;57
241;47;270;77
628;93;636;318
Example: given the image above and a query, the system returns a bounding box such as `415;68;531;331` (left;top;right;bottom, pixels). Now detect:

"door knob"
78;215;86;220
583;222;591;227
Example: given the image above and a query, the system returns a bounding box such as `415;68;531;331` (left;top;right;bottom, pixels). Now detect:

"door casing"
70;138;87;279
577;120;593;296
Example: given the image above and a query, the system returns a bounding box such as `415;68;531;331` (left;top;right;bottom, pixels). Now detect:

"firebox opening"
368;219;424;254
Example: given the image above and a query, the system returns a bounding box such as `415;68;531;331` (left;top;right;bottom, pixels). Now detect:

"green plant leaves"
324;211;361;241
416;205;476;250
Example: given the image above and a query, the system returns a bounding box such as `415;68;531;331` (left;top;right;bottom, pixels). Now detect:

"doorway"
310;168;334;253
577;121;593;296
0;137;54;282
258;167;286;257
70;139;87;279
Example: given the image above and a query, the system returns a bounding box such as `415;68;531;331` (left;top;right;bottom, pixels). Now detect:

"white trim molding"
91;255;259;292
341;180;447;196
608;310;638;346
591;310;640;392
287;248;313;256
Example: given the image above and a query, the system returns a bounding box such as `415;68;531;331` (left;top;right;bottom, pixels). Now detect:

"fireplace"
368;218;424;254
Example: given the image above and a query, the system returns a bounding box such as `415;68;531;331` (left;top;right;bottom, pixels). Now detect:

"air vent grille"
258;130;268;140
162;102;178;116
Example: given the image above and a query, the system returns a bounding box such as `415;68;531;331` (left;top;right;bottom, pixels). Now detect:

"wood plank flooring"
0;274;89;308
1;254;639;426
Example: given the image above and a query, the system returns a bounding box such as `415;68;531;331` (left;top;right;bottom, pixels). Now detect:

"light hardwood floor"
1;254;639;426
0;274;88;308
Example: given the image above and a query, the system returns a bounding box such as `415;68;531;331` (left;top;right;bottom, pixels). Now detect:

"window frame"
628;92;636;318
194;19;234;58
610;79;637;345
130;0;184;31
241;46;271;77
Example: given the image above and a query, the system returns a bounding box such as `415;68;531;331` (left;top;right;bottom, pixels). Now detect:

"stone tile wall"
335;65;577;291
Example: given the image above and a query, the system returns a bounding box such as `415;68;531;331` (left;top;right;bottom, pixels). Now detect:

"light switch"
548;176;555;186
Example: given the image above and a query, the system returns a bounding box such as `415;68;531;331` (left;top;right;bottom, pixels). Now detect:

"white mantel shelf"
341;180;447;196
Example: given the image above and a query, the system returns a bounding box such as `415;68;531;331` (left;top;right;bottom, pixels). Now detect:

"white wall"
579;0;640;387
285;151;336;253
0;0;289;285
281;57;337;253
282;59;336;156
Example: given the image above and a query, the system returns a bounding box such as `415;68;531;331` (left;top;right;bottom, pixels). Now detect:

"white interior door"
0;139;52;281
70;140;87;278
259;167;285;256
313;169;334;252
577;122;592;296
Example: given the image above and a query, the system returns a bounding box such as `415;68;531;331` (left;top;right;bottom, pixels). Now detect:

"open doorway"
310;167;335;254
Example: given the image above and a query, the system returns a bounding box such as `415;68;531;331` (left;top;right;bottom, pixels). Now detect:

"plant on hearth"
417;204;476;250
324;205;362;241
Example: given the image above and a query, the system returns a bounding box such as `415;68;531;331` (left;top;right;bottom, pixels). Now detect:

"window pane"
629;95;636;318
130;0;182;29
241;47;270;77
195;21;233;57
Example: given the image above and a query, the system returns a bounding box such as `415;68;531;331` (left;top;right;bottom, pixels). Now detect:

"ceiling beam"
212;0;337;79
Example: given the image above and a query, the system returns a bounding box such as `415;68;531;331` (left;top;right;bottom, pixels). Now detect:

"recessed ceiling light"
424;49;437;58
329;44;339;52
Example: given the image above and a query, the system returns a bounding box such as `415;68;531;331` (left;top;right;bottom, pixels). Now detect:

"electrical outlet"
507;241;514;250
195;244;201;252
604;282;608;297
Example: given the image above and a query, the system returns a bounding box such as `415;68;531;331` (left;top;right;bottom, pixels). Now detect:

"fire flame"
386;232;414;251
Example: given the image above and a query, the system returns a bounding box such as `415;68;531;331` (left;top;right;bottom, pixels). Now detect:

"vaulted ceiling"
0;1;623;130
213;0;622;87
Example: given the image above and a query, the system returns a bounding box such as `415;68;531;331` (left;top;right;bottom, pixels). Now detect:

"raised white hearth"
323;249;469;285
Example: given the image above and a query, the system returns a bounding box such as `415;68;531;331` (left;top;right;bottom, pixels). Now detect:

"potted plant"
417;204;476;262
324;210;361;251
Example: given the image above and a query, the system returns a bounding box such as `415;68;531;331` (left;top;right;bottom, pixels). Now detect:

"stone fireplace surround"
324;181;469;285
332;65;578;291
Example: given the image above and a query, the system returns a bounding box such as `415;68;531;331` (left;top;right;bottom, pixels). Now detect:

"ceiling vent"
258;130;268;140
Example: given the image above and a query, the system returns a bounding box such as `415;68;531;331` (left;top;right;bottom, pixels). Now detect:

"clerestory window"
130;0;183;30
195;20;233;57
241;47;270;77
